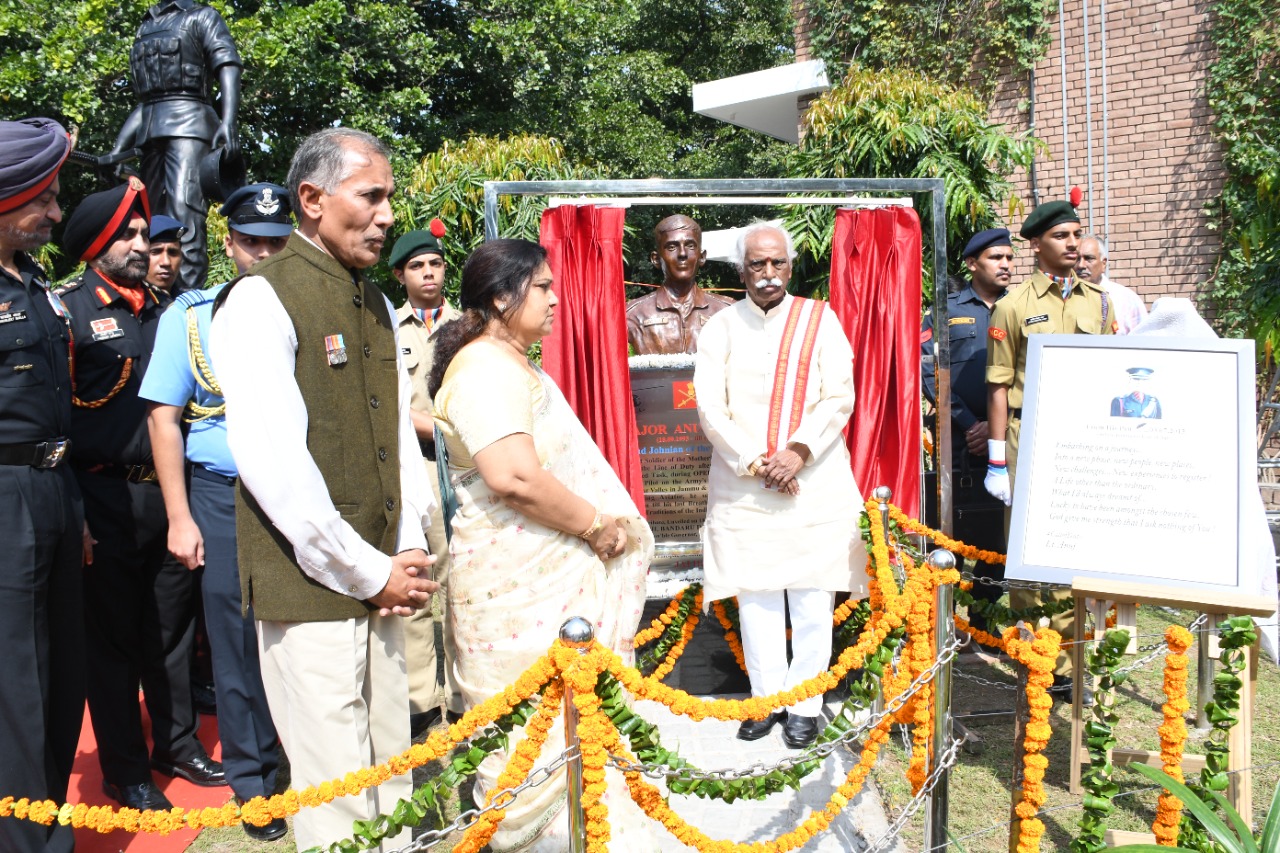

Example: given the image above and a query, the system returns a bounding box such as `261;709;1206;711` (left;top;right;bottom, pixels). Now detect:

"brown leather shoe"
736;711;784;741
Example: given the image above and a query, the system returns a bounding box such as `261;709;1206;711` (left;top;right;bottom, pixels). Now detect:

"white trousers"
737;588;835;718
257;613;412;852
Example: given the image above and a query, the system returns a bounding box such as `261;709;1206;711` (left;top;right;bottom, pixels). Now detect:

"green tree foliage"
379;134;599;301
424;0;795;179
1202;0;1280;347
784;68;1038;297
804;0;1055;97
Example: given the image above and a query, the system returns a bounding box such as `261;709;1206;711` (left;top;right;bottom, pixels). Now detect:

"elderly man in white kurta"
694;222;868;749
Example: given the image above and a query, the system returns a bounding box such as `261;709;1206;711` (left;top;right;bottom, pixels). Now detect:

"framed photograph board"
1006;335;1258;597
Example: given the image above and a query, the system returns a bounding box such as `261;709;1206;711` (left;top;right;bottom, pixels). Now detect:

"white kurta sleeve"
209;277;392;600
694;313;767;476
786;312;855;465
388;293;432;554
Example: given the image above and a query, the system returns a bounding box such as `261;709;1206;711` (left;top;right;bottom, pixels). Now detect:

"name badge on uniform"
0;309;27;325
948;316;976;325
325;334;348;366
641;317;670;327
1024;314;1050;326
90;317;124;341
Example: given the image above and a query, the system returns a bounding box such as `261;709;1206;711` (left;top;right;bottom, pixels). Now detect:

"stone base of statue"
632;355;749;695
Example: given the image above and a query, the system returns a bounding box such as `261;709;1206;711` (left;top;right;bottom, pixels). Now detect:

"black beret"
962;228;1012;259
0;117;71;215
219;183;293;237
63;177;151;262
1020;201;1080;239
389;221;447;269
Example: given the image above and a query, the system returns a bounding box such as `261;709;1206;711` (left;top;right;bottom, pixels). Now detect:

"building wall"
990;0;1223;301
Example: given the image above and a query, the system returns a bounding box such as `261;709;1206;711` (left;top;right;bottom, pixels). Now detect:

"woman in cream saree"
430;239;659;851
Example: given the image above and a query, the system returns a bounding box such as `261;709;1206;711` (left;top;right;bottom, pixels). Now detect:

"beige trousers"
1007;416;1073;675
256;614;412;852
404;456;462;715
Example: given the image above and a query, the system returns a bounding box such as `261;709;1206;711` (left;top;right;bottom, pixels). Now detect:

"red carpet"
69;700;228;853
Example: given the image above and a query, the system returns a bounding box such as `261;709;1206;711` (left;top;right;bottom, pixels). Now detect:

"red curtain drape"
539;205;646;513
828;206;923;518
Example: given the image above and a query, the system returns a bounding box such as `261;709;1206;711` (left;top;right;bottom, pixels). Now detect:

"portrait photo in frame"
1005;334;1261;597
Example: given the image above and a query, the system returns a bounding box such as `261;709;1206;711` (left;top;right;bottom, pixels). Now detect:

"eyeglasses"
746;257;789;273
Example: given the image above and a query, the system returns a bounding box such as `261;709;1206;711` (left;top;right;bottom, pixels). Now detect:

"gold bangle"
578;510;604;540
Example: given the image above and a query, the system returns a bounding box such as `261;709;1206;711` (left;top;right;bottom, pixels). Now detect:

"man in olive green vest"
210;128;437;852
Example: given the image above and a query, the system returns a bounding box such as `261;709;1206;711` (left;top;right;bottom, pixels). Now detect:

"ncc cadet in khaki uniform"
625;214;733;355
984;200;1115;695
388;224;463;734
921;228;1014;632
0;116;83;853
58;179;226;812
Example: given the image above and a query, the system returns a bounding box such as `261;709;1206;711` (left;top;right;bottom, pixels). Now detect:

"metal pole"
1099;0;1112;241
925;550;956;852
559;617;594;852
1082;0;1095;227
1196;614;1214;732
1059;0;1071;198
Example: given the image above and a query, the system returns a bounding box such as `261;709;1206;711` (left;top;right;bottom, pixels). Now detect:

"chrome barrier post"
925;549;956;851
560;617;593;853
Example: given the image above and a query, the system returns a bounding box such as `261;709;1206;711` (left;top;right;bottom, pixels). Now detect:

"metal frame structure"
483;177;956;853
482;177;955;534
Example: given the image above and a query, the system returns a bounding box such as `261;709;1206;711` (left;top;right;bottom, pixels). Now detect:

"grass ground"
871;605;1280;852
188;605;1279;852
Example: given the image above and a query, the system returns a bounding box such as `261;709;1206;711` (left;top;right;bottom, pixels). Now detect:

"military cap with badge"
220;183;294;236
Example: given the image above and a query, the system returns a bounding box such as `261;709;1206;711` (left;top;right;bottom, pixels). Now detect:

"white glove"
984;439;1011;506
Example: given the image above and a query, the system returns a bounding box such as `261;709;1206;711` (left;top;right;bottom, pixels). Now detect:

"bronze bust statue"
625;214;734;355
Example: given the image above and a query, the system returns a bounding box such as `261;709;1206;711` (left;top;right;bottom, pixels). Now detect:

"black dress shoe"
235;797;288;842
410;707;443;739
152;750;228;787
191;681;218;716
781;713;821;749
736;711;784;741
102;780;173;811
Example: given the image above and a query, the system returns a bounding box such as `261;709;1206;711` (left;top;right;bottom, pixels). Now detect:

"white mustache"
759;277;783;288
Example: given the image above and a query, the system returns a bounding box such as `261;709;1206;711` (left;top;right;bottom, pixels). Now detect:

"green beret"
1020;200;1080;239
389;227;444;269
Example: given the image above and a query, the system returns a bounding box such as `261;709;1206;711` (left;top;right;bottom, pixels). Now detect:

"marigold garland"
1152;625;1193;846
1004;625;1061;853
650;588;703;682
954;615;1005;650
887;505;1006;565
0;651;561;835
711;599;747;672
634;592;685;646
453;678;564;853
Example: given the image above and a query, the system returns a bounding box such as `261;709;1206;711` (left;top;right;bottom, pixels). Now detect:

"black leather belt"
1008;407;1022;419
191;464;236;486
82;463;158;484
0;439;71;469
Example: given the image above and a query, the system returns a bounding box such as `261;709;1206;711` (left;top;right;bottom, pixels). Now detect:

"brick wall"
793;0;814;63
989;0;1223;302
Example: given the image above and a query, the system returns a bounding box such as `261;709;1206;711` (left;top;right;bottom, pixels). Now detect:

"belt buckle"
959;474;974;489
36;439;69;469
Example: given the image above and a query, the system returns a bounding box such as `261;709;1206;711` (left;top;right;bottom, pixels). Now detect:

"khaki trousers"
257;614;412;852
404;456;462;715
1007;416;1074;675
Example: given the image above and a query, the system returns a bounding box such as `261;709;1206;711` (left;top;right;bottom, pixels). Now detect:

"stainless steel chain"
607;635;965;782
952;668;1018;691
864;737;963;853
1113;613;1209;677
958;570;1061;591
387;745;578;853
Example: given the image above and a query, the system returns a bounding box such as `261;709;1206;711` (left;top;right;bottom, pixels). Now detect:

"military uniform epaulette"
705;291;736;305
52;276;84;297
174;287;217;310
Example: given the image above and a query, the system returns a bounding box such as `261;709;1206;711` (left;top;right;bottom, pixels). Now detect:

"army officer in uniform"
921;228;1013;631
984;200;1114;694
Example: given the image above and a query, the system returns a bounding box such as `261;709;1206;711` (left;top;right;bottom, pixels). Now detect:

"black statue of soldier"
112;0;242;293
